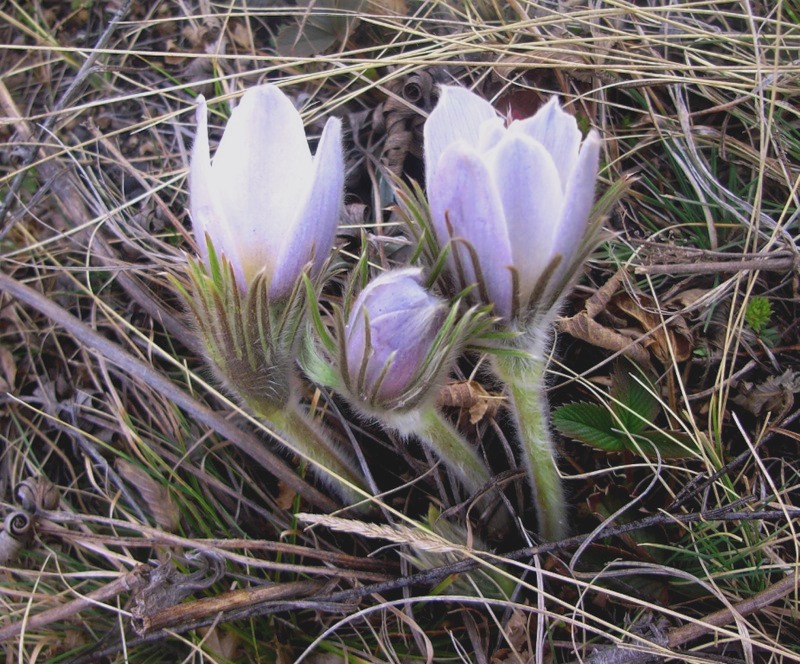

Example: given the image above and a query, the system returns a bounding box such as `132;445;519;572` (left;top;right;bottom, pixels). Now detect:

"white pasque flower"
190;84;344;299
424;86;601;320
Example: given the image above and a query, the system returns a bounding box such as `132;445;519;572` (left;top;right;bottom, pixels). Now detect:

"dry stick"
0;565;151;642
0;271;337;513
665;572;800;649
138;580;325;634
0;0;133;235
578;572;800;664
635;255;799;276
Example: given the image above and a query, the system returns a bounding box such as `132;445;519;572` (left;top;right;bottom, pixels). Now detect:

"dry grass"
1;0;799;662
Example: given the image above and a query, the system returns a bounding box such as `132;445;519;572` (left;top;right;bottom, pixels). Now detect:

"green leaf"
553;403;627;453
610;363;660;435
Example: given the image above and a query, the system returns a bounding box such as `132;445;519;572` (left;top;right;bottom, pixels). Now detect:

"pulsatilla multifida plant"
173;84;367;504
402;86;625;540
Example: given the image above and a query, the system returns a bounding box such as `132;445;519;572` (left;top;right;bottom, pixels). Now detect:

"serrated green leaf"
611;363;660;434
553;403;627;453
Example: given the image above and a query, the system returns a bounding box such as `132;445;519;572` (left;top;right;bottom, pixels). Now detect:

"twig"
0;565;151;642
635;256;799;276
0;271;337;513
578;572;800;663
666;572;800;648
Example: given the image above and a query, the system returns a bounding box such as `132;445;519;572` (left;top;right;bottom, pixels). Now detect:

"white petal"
429;142;514;319
478;116;506;152
551;130;601;265
270;116;344;299
424;86;497;192
189;95;245;285
509;97;581;189
488;133;564;303
211;85;313;283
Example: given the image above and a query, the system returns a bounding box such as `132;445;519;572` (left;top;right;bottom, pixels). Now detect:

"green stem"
493;340;567;541
267;402;369;508
415;407;491;496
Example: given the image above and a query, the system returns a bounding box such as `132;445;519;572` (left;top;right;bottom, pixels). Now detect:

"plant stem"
493;338;567;541
416;407;491;496
267;402;369;508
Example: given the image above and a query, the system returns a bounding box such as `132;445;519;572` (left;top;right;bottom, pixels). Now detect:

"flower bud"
344;269;446;409
424;86;601;321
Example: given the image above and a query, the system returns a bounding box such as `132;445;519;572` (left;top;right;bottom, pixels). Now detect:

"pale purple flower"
424;86;601;320
190;84;344;299
345;269;446;406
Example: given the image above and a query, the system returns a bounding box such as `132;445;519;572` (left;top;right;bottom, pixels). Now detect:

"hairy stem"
416;407;491;496
493;336;567;541
268;402;369;508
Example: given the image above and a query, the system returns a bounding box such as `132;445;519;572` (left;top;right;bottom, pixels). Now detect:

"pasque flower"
344;268;446;409
303;267;494;495
424;86;601;321
191;84;344;299
178;85;367;506
412;86;610;540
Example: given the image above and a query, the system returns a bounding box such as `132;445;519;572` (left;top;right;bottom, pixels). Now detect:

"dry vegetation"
1;0;799;662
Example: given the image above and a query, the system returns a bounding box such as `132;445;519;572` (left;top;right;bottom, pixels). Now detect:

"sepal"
175;238;309;416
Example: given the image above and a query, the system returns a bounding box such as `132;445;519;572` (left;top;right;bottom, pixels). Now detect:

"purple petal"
509;97;582;189
487;133;564;303
424;86;497;193
345;269;444;402
429;142;514;319
551;130;601;266
211;85;313;284
270;116;344;299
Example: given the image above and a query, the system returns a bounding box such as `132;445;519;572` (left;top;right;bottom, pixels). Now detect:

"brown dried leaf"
436;380;504;425
366;0;406;14
116;460;180;532
733;370;800;417
0;346;16;392
557;311;651;366
198;625;241;661
612;292;693;363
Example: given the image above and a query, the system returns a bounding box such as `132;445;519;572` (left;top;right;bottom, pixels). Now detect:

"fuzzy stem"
267;402;369;508
493;336;567;541
415;407;491;496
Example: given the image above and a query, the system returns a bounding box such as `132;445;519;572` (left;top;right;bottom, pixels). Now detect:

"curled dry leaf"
376;71;434;176
436;379;504;425
0;346;16;392
558;270;693;365
612;291;693;363
15;476;60;513
116;459;180;532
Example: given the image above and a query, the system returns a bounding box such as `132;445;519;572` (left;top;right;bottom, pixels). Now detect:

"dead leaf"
611;292;693;363
437;380;504;425
558;270;694;365
0;346;16;392
558;310;650;366
733;370;800;418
